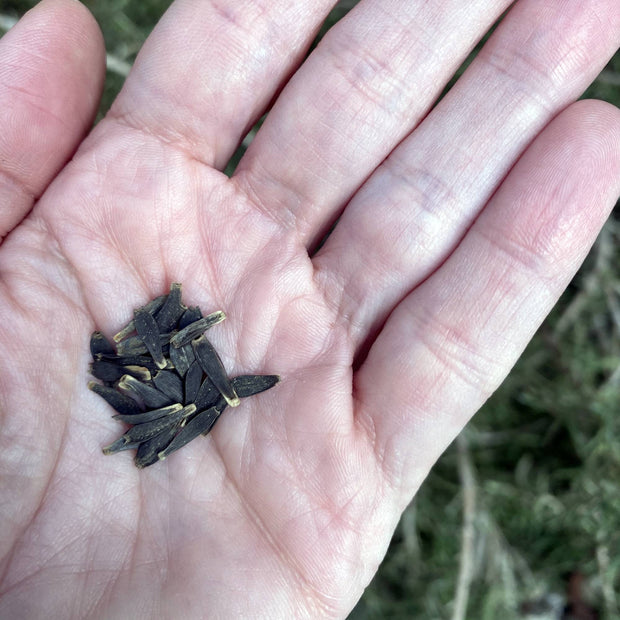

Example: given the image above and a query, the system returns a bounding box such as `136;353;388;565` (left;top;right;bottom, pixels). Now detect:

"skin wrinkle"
105;113;217;172
473;223;560;286
2;77;76;130
351;383;404;496
0;171;34;234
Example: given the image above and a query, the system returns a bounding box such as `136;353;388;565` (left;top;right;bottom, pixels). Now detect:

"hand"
0;0;618;617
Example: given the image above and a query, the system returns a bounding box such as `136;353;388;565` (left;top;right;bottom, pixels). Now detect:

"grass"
2;2;619;618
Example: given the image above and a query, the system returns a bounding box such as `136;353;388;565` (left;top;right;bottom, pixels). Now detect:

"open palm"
1;1;619;617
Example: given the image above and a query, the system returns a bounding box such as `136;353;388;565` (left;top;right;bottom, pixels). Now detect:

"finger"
354;100;620;505
314;0;620;344
0;0;105;239
108;0;337;170
234;0;511;248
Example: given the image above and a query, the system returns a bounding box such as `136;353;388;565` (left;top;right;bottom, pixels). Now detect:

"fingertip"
16;0;107;113
549;99;620;163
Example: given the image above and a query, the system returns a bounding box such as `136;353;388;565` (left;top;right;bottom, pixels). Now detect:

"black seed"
113;403;183;424
170;311;226;348
168;342;195;376
115;333;174;357
232;374;280;398
158;398;227;460
184;360;202;404
95;354;163;372
112;294;168;343
152;370;184;402
118;375;174;408
192;335;239;407
90;361;151;383
194;376;220;411
179;306;203;329
124;404;195;443
156;283;186;333
89;381;142;415
134;422;183;468
90;331;115;356
134;308;166;370
102;436;140;455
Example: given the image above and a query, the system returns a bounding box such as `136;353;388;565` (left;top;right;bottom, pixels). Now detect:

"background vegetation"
2;2;619;618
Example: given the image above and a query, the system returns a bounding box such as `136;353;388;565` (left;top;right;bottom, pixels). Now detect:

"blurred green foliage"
2;2;619;618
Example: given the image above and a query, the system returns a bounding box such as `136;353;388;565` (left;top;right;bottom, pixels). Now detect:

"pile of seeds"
88;283;279;468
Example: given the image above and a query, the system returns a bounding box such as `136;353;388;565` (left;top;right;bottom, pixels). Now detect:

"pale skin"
0;0;618;617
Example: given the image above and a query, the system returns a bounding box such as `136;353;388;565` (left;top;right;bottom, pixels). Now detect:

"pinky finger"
354;100;620;507
0;0;105;240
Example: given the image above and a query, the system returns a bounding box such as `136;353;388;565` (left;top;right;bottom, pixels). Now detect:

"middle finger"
234;0;512;248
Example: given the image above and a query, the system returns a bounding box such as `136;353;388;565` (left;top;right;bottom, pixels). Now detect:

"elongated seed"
102;436;140;455
116;333;174;357
184;360;202;404
90;331;115;356
113;403;183;424
95;354;163;372
170;312;226;348
179;306;202;329
90;361;151;383
158;399;227;460
192;335;239;407
232;375;280;398
134;308;166;370
118;374;174;408
112;294;167;342
89;381;142;415
152;370;184;402
156;283;185;332
135;421;183;468
124;404;196;443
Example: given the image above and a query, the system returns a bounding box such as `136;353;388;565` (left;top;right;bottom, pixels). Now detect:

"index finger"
108;0;337;170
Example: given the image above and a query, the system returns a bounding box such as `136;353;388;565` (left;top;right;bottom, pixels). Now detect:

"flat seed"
113;403;183;424
124;404;196;443
135;422;183;468
134;308;166;370
184;360;202;404
116;333;174;357
95;354;162;372
170;312;226;348
179;306;203;329
152;370;184;402
232;374;280;398
158;399;227;460
156;283;186;333
89;381;142;415
194;376;220;411
192;335;240;407
118;374;174;408
168;342;194;376
113;294;167;342
90;331;115;356
90;361;152;383
102;436;140;455
90;360;125;383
